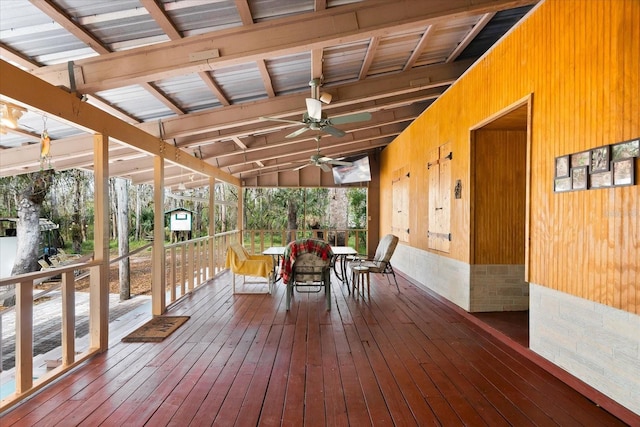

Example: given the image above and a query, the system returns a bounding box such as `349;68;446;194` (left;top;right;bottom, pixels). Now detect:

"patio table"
263;245;357;284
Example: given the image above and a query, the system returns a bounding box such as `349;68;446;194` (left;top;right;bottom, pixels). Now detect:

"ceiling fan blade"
327;159;353;166
319;163;332;172
260;116;303;125
329;112;372;125
321;125;346;138
306;98;322;121
293;162;311;171
286;126;311;138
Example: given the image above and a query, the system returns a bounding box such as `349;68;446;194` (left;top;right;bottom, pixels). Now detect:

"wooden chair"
348;234;400;292
225;241;274;294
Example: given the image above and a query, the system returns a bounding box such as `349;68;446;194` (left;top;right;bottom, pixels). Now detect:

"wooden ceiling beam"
403;25;435;71
234;0;255;25
140;60;469;139
32;0;536;92
171;90;440;150
201;106;421;160
0;60;239;185
358;37;379;80
29;0;110;54
446;12;496;63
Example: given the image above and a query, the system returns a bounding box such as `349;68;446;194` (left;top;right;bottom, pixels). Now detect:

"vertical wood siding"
474;130;527;265
379;0;639;314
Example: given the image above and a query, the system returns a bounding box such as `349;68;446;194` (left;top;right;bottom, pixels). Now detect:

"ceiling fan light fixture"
0;104;22;129
319;92;332;104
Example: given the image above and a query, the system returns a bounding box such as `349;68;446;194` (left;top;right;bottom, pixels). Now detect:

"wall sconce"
0;104;24;129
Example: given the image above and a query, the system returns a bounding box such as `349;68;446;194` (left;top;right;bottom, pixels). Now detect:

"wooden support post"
208;177;215;275
91;133;109;352
15;280;33;394
152;156;166;315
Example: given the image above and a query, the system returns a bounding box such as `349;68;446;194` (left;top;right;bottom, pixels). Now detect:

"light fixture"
0;104;24;129
319;92;332;104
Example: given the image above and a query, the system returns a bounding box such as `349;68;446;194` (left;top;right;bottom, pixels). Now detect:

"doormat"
121;316;190;342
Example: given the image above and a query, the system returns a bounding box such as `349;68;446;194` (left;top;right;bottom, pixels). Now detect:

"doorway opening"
470;97;531;347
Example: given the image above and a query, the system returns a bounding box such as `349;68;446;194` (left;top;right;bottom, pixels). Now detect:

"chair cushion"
280;239;333;284
373;234;399;263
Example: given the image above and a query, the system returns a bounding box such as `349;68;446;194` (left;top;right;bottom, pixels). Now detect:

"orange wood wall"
473;130;527;265
379;0;639;314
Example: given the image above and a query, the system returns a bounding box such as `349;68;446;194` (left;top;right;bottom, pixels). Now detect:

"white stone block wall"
530;283;640;415
470;264;529;312
391;244;470;310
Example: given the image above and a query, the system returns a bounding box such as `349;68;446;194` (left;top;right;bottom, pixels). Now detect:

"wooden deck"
0;270;629;426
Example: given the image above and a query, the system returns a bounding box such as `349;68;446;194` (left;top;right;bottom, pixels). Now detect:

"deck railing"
0;228;362;410
163;231;240;306
0;258;103;411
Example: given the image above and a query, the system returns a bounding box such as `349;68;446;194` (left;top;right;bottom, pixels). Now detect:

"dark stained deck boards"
1;270;630;426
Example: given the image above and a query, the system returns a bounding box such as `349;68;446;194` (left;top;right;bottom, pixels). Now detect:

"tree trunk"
4;173;52;307
115;178;131;301
110;179;118;240
11;172;52;276
287;198;297;243
72;170;84;253
135;185;141;241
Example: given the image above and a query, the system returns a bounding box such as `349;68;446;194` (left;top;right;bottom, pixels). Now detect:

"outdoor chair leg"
386;263;400;293
325;269;331;311
286;282;293;310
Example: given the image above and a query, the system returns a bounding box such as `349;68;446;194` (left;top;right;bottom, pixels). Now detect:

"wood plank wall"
473;130;527;265
379;0;639;314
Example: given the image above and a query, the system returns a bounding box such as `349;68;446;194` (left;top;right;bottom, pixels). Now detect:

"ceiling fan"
294;136;353;172
261;78;371;138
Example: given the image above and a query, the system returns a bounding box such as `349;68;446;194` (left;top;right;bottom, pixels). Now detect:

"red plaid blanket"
280;239;334;284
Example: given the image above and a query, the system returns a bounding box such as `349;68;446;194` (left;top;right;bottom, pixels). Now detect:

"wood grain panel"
474;130;526;264
379;0;639;314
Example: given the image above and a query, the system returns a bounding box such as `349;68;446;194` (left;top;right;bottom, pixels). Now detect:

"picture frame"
611;138;640;160
554;177;572;192
555;155;570;178
612;158;635;186
590;171;613;189
571;166;588;190
590;145;610;173
571;150;590;168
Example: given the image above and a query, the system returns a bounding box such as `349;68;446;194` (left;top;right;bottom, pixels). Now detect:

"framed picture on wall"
555;155;570;178
571;150;590;168
611;139;640;160
554;177;572;192
571;166;588;190
590;145;610;173
590;171;613;189
612;158;635;186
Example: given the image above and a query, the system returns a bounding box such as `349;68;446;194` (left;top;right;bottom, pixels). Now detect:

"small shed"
165;208;193;242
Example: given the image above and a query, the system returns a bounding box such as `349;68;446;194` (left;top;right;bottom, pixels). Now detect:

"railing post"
61;271;75;367
170;246;176;302
187;242;195;292
15;280;33;394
